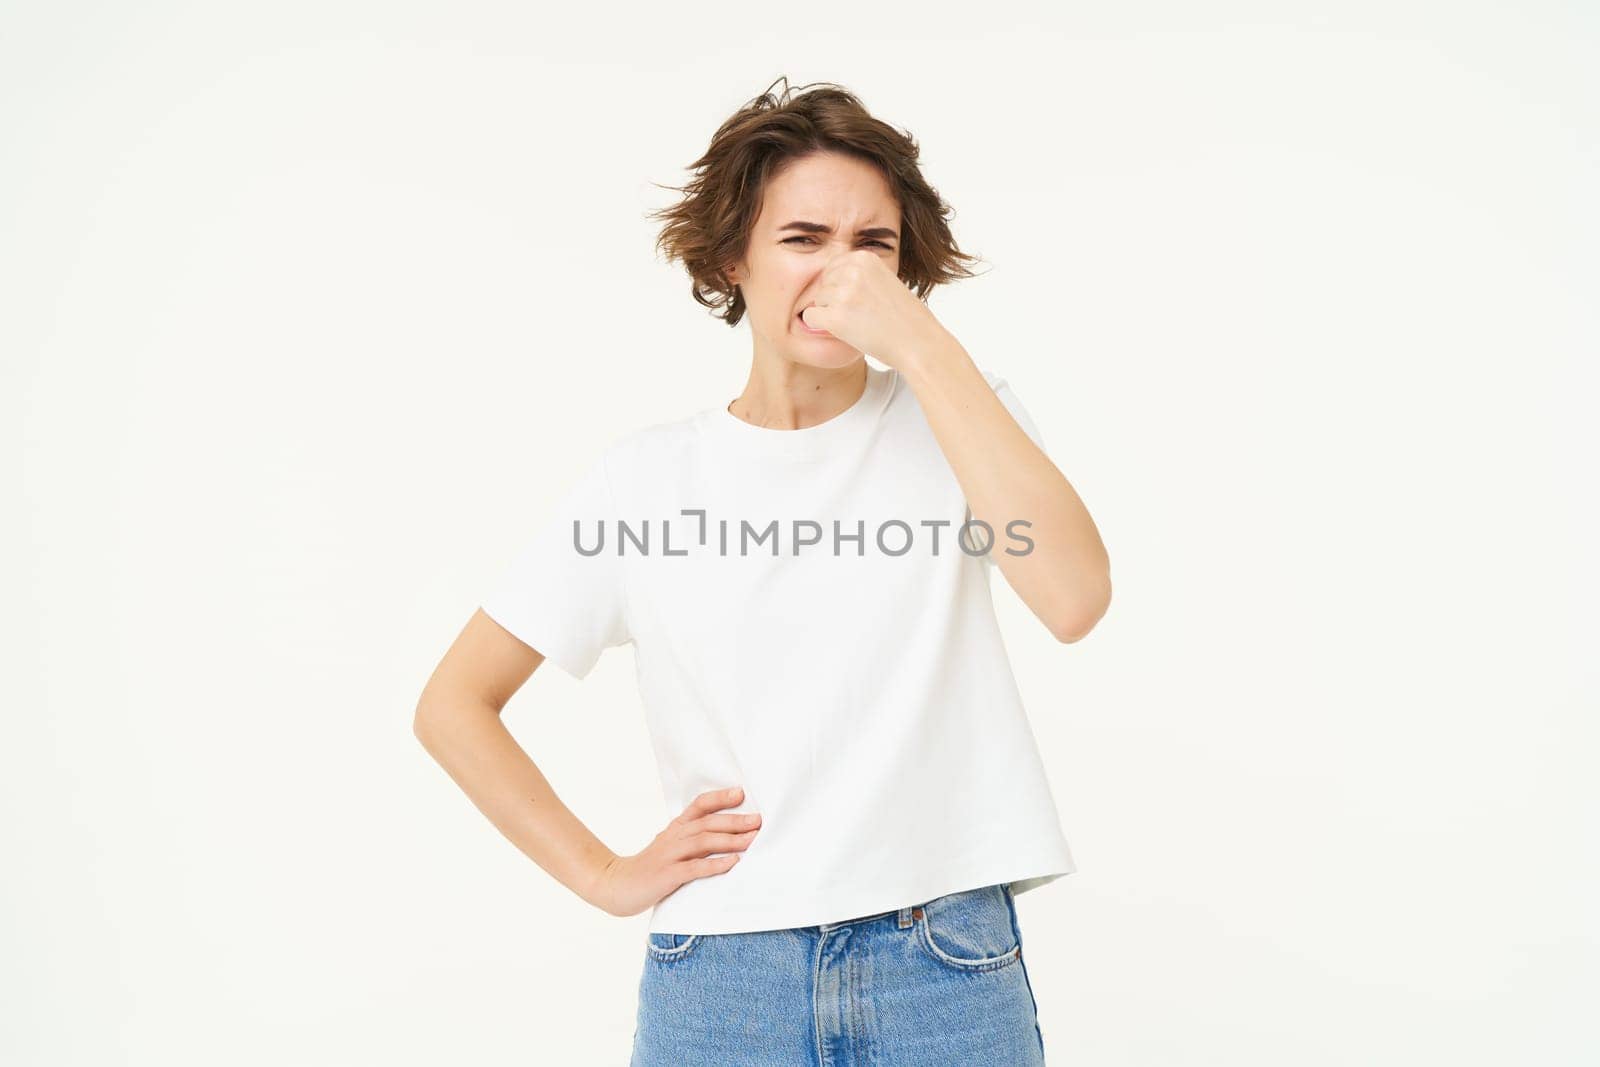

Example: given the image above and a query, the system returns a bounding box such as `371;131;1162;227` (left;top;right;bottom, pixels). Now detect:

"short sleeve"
479;451;632;679
984;370;1048;455
969;370;1048;567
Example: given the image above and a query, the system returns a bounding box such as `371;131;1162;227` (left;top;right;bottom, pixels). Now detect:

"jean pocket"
645;931;704;963
915;883;1023;974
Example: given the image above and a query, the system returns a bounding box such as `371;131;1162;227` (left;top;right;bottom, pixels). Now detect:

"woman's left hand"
798;250;948;369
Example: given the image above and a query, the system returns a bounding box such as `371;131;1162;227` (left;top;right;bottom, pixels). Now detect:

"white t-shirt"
481;361;1077;934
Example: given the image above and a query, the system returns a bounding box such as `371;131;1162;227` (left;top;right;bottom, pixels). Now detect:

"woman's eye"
782;236;892;250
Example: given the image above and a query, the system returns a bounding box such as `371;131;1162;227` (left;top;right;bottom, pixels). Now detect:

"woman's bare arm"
412;609;617;907
413;608;760;917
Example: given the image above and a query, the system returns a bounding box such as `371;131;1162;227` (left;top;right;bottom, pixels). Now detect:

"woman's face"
726;151;902;369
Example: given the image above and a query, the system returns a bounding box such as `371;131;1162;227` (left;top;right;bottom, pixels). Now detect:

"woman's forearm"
413;700;617;908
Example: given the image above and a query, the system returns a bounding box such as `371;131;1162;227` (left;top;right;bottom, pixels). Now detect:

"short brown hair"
647;77;984;327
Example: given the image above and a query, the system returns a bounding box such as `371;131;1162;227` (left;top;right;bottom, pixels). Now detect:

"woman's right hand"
587;786;762;918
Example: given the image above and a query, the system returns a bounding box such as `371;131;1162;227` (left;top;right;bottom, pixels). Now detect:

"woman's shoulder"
595;412;705;483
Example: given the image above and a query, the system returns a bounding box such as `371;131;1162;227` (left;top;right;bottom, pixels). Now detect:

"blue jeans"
630;881;1046;1065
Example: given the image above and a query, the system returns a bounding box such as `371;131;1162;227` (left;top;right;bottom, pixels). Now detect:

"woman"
415;78;1111;1065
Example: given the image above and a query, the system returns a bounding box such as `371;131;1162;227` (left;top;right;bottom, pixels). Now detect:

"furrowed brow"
778;220;899;241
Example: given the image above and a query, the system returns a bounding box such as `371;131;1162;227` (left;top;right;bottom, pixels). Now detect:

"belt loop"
897;905;915;929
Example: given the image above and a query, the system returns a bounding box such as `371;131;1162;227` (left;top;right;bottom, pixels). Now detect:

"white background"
6;3;1595;1064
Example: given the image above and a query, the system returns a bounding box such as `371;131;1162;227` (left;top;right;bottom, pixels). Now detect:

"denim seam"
812;932;827;1067
645;932;702;963
916;890;1023;974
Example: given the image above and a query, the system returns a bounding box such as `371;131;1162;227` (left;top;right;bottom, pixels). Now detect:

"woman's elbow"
1050;573;1112;644
412;689;466;748
412;698;443;747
